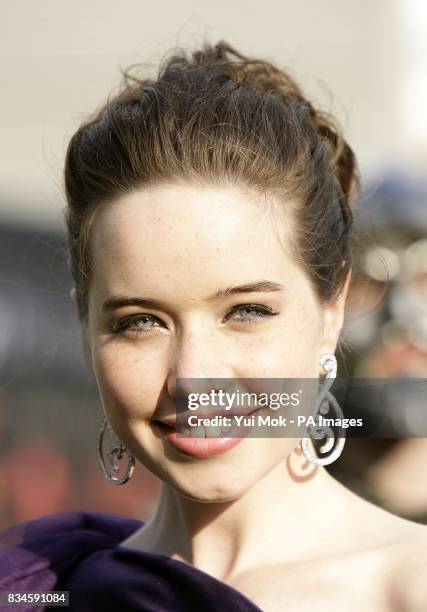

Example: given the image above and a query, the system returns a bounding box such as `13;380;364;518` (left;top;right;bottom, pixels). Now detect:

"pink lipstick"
153;420;248;458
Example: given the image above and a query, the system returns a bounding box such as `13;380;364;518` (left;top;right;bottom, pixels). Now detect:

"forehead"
89;182;295;299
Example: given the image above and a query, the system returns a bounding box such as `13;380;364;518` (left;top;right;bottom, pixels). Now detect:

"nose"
166;327;234;399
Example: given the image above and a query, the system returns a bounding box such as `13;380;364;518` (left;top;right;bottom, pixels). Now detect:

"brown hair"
64;40;359;322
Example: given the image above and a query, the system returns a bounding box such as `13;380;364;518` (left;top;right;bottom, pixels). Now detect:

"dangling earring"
96;416;135;485
300;353;346;466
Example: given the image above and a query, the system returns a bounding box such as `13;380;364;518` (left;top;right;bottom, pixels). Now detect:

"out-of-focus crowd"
330;170;427;523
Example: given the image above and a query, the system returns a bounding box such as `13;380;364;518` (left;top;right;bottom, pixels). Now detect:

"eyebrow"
102;280;284;312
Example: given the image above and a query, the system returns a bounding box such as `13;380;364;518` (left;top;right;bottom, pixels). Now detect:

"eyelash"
110;304;279;337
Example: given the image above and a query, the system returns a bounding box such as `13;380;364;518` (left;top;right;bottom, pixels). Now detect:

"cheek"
284;296;325;370
92;344;162;422
239;308;323;378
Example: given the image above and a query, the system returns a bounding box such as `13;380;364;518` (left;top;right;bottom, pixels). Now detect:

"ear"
320;270;352;355
81;327;93;373
70;286;93;372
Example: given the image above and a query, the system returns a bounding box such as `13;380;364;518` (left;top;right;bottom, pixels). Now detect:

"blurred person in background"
1;41;427;611
331;172;427;523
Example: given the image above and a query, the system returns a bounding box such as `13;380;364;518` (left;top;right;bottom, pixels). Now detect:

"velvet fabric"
0;511;264;611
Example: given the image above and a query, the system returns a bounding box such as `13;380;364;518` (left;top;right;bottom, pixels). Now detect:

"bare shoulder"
352;493;427;612
323;487;427;611
384;519;427;612
336;501;427;612
323;503;427;612
228;499;427;612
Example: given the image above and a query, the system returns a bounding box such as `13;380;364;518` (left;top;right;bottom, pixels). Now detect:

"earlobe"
322;309;340;353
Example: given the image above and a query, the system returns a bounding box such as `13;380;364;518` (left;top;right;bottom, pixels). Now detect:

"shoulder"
384;521;427;612
321;509;427;612
0;510;142;591
322;490;427;611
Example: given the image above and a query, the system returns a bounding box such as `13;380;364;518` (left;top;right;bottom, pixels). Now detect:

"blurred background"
1;0;426;528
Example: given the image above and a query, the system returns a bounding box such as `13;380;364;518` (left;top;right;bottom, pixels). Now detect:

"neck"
128;450;354;581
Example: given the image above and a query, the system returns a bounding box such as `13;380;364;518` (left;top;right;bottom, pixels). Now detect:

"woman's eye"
226;304;279;325
110;304;279;337
111;314;162;336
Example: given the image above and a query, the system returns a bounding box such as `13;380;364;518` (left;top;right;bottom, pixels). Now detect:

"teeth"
190;426;205;438
221;423;233;436
184;423;233;439
205;425;222;438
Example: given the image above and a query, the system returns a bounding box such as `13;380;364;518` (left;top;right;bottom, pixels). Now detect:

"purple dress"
0;511;264;611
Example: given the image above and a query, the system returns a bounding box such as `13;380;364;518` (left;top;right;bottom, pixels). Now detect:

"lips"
152;420;247;458
157;405;260;430
152;406;259;458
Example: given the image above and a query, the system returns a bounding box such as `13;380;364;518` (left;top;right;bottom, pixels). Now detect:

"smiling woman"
1;40;427;612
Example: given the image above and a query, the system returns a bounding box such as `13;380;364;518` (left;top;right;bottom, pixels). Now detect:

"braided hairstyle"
64;40;359;322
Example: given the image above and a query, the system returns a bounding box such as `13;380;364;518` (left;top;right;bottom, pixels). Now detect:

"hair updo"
64;40;359;322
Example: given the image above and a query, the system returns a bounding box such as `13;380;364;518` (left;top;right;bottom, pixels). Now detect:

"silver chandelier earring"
96;416;135;485
300;353;346;466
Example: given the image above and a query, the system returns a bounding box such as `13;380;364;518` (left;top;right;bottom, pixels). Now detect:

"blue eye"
111;314;162;336
110;304;279;338
227;304;279;325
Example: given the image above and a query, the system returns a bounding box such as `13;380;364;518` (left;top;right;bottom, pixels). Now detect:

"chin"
178;487;247;504
167;471;254;503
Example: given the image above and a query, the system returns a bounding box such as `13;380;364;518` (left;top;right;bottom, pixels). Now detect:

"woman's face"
78;182;345;501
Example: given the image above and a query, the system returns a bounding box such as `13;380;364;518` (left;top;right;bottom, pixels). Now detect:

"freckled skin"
82;181;344;502
71;182;427;610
